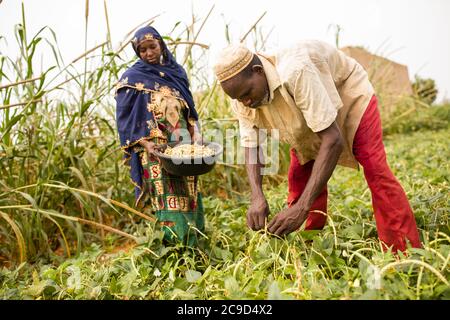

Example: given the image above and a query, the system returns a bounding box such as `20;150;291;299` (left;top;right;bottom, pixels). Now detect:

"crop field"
1;127;449;300
0;3;449;300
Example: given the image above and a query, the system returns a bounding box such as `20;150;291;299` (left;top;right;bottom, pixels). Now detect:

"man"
212;41;421;252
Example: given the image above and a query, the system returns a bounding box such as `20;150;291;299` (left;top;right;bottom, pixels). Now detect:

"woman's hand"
192;132;203;144
188;120;203;144
139;139;157;156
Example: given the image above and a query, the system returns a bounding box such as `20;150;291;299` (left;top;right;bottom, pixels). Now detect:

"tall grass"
0;2;163;264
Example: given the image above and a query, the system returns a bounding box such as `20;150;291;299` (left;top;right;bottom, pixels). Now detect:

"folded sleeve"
293;64;340;132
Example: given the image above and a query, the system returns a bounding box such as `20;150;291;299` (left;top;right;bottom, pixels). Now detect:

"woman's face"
138;39;162;64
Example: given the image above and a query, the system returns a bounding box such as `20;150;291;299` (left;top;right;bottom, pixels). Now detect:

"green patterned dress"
135;88;205;246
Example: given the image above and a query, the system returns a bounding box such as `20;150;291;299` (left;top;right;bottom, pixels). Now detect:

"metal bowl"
153;141;223;176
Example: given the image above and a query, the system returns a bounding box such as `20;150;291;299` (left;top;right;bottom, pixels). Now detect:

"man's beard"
260;90;270;105
250;89;270;108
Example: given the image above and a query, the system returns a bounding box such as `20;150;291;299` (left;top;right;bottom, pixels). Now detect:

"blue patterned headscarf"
115;26;198;204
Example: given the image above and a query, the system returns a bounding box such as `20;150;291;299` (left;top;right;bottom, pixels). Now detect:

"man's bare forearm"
245;147;265;200
244;147;271;230
266;121;343;236
295;122;344;211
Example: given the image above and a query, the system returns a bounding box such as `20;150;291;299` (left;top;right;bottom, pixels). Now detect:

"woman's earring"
160;55;164;65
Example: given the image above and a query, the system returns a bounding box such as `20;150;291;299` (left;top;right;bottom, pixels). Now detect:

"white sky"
1;0;449;102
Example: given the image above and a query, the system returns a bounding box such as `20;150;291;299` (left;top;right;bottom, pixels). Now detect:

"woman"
115;26;204;246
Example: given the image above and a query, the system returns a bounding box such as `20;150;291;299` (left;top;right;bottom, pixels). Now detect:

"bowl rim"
153;141;223;162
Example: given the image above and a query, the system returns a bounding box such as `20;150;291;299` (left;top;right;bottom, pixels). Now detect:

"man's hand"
267;204;308;236
247;195;270;231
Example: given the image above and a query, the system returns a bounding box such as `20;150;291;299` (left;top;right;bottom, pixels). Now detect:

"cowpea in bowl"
153;141;223;176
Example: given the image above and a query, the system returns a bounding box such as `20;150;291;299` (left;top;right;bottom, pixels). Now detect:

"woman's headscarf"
115;26;198;204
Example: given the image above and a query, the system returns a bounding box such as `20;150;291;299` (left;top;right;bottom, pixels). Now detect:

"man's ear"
252;64;264;74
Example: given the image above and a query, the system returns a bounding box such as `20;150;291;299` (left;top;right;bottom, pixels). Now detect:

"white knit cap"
213;44;254;83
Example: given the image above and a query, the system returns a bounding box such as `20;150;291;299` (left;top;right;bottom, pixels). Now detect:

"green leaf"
357;289;379;300
185;269;202;283
267;281;282;300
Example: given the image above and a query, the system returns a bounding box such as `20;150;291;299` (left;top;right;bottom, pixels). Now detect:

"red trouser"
287;95;421;252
